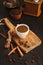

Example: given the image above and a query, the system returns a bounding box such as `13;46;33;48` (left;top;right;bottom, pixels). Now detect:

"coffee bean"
19;40;24;45
23;43;27;47
26;45;30;48
20;42;23;45
9;58;12;62
12;59;16;62
24;61;29;65
31;59;35;63
38;56;40;59
31;50;34;53
25;41;28;43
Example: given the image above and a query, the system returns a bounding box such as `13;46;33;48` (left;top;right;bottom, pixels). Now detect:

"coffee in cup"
15;24;30;38
17;25;28;33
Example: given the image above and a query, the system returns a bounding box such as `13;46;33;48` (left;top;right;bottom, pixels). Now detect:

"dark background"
0;0;43;65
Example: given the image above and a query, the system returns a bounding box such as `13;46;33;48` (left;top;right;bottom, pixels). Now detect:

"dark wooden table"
0;0;43;65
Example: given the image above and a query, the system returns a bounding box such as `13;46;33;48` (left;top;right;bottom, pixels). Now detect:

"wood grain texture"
12;30;41;53
24;0;42;17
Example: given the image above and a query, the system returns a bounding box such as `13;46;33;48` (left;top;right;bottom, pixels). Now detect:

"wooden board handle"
4;18;15;30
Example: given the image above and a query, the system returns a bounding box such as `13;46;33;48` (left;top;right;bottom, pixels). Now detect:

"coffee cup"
15;24;30;38
33;0;39;2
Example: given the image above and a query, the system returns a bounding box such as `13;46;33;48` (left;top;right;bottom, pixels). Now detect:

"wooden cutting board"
4;18;41;53
12;30;41;53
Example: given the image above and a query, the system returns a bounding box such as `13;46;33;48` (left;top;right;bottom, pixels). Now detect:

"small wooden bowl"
10;9;22;20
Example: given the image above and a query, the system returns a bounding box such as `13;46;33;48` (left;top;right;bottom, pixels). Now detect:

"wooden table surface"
0;0;43;65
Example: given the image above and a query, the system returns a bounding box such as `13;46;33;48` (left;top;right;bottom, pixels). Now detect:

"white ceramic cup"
15;24;30;38
33;0;39;2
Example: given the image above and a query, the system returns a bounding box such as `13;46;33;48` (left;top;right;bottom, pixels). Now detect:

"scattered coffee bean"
9;58;12;62
31;50;34;53
19;40;20;43
32;55;35;59
12;59;16;62
38;56;40;59
23;43;29;48
23;43;27;47
9;57;16;63
31;59;35;63
25;41;28;43
20;42;23;45
26;45;30;48
19;40;24;45
36;54;40;59
24;61;29;65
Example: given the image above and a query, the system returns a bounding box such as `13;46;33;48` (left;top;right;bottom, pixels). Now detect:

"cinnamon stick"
8;47;17;56
11;43;14;49
17;46;23;57
10;44;15;53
